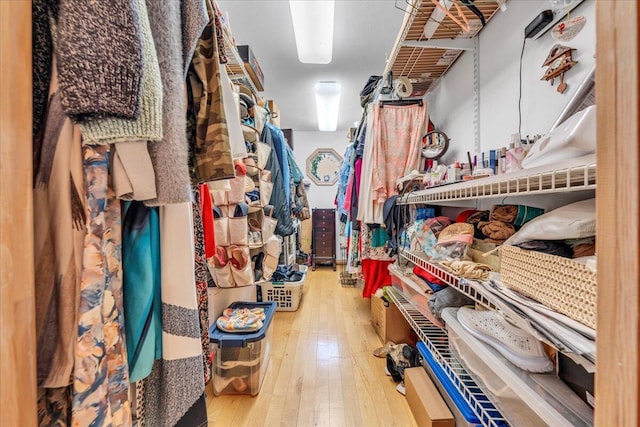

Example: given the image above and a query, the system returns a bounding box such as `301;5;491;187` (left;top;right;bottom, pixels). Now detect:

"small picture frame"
306;148;343;186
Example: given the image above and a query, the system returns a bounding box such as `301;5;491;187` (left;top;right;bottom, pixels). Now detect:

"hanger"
379;98;423;108
429;0;471;34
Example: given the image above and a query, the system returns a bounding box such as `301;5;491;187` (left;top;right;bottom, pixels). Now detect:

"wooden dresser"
311;208;336;271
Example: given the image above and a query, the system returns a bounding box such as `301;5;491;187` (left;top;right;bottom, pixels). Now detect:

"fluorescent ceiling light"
315;81;341;132
289;0;335;64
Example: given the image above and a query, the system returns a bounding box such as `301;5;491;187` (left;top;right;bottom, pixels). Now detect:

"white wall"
292;130;351;210
428;0;596;164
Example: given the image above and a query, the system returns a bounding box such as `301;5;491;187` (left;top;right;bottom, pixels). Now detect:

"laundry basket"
259;265;307;311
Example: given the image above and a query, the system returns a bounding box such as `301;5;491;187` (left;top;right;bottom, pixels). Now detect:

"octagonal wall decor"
306;148;343;186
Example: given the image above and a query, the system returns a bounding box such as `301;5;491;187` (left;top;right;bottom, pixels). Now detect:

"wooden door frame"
0;1;639;426
595;1;640;426
0;1;37;426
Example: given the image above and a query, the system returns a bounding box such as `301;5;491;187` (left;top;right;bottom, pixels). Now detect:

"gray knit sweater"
144;0;207;206
78;0;163;145
56;0;144;120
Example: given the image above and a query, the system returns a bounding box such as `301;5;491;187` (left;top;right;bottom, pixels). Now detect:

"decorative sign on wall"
306;148;343;186
541;44;578;94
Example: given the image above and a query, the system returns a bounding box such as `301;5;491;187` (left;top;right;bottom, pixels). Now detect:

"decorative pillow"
503;198;596;246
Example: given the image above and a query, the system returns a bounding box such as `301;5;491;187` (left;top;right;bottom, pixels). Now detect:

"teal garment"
122;201;162;382
371;227;389;247
286;144;304;185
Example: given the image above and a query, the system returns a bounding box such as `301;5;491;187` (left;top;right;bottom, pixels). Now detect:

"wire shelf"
220;26;260;94
398;156;596;205
400;249;497;311
386;287;508;427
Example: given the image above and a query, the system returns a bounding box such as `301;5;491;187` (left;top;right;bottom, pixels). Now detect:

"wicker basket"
499;245;597;329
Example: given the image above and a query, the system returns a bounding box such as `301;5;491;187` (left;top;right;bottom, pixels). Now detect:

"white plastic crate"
261;266;307;311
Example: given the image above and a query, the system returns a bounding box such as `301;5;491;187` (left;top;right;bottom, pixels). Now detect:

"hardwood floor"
206;269;417;427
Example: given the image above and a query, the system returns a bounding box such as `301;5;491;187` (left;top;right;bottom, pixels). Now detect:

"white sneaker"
396;382;406;395
457;307;554;373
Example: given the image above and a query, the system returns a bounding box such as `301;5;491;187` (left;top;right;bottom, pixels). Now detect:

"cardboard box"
370;293;412;344
404;367;455;427
237;45;264;91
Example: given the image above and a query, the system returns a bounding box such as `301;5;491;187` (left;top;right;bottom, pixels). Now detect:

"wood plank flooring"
206;269;417;427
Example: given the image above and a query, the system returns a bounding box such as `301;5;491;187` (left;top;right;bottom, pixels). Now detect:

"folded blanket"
439;260;493;281
490;205;518;223
478;220;516;242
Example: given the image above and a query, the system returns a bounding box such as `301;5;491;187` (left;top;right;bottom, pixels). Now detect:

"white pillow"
503;198;595;246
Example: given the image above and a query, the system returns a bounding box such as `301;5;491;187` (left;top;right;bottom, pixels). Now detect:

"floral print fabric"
72;145;132;427
192;185;211;383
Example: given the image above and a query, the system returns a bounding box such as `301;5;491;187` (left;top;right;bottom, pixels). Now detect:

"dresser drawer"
315;239;333;249
314;221;334;230
315;247;333;258
315;225;333;233
316;231;333;241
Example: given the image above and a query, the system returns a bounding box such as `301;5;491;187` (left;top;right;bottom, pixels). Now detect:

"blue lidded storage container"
209;301;277;396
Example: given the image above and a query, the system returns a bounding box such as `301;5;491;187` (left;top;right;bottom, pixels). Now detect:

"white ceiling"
217;0;405;132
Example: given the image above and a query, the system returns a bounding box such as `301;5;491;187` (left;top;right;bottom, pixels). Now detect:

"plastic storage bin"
260;265;307;311
209;301;277;396
388;265;432;320
442;308;593;427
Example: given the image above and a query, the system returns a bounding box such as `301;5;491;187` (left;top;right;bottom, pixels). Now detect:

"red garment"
412;265;446;286
361;259;395;298
199;184;215;258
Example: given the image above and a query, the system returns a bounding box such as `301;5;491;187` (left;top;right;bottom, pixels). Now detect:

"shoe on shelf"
228;245;254;287
456;307;554;373
207;246;235;288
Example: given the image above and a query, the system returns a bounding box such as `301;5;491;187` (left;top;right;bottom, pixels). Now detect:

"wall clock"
306;148;343;186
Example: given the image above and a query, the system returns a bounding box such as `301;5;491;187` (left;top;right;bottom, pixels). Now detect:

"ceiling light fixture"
315;81;341;132
289;0;335;64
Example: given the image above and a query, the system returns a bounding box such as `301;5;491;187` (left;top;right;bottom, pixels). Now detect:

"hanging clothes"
192;186;212;384
32;0;57;145
370;102;426;223
38;386;72;427
122;201;162;383
220;65;248;160
56;0;144;120
78;0;162;202
266;123;292;208
357;104;376;224
188;0;235;183
211;4;228;64
33;69;85;390
336;143;354;222
199;184;216;259
145;0;207;205
261;124;295;236
144;203;207;427
73;145;132;427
